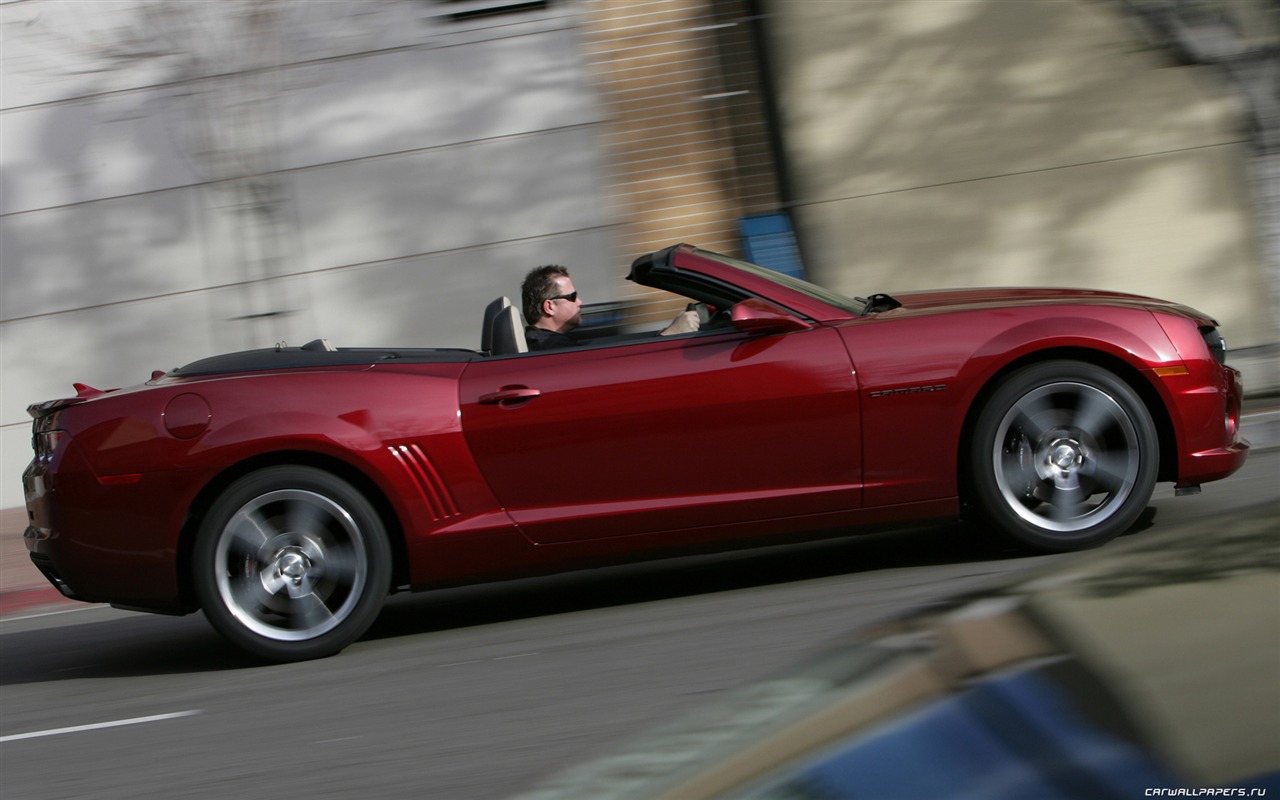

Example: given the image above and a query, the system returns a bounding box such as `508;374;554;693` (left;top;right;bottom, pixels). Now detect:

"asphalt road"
2;450;1276;800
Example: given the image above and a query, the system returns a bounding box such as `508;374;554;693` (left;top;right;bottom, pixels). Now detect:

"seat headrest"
481;296;512;354
490;304;528;356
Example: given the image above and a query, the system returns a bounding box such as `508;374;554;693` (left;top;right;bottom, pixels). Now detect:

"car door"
457;326;862;544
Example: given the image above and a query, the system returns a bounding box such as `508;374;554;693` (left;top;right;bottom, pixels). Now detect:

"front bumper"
1168;364;1249;488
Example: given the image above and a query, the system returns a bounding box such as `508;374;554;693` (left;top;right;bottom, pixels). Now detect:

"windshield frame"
690;248;869;316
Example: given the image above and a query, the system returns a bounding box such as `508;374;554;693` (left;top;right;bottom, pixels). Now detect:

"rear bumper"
23;457;194;615
26;544;82;600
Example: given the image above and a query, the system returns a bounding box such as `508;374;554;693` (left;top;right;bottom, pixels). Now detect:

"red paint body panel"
459;326;861;543
21;246;1248;615
837;302;1189;506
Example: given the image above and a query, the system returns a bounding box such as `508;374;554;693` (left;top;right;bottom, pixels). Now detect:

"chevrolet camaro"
22;244;1248;660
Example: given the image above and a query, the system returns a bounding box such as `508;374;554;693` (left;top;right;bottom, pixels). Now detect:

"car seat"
488;303;528;356
481;296;512;354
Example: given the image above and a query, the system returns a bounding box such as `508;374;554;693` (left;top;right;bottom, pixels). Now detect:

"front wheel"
193;466;391;661
970;361;1158;552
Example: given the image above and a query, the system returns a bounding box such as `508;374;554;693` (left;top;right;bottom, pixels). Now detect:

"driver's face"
546;276;582;331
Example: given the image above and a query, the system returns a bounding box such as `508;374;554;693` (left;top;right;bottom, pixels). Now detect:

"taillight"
31;413;65;461
1200;326;1227;365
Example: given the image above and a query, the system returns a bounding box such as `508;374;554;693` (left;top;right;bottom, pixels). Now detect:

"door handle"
478;387;541;406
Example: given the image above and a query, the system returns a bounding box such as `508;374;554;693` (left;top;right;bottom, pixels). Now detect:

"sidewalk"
0;505;65;619
3;405;1278;620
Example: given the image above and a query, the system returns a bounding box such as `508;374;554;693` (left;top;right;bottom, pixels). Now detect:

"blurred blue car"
515;502;1279;799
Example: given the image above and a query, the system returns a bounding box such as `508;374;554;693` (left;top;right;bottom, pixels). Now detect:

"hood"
878;287;1216;325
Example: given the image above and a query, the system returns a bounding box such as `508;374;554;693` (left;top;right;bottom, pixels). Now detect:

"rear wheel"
970;361;1158;552
193;466;390;661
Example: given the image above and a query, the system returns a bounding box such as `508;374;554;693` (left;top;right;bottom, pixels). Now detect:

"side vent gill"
388;444;461;521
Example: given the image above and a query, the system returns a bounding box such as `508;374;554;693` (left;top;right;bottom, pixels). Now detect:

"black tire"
970;361;1158;552
192;466;391;661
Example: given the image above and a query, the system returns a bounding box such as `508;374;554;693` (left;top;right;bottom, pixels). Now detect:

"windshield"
692;249;868;316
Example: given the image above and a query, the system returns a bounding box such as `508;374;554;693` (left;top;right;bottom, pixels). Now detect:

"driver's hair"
521;264;571;324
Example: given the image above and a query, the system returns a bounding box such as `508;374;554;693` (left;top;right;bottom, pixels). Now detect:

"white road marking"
0;605;105;623
0;710;201;743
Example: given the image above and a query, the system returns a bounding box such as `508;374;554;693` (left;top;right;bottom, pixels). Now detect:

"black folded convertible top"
171;344;476;376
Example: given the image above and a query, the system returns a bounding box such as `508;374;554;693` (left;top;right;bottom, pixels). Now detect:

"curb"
0;586;87;620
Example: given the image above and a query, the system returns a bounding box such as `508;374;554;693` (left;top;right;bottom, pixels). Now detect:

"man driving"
521;265;700;351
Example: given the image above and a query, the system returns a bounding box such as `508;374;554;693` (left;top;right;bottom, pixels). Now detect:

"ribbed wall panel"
579;0;781;276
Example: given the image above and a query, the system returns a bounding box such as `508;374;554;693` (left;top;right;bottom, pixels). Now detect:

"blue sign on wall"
740;212;805;279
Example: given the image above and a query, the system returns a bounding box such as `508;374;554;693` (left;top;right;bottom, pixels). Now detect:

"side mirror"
730;299;813;335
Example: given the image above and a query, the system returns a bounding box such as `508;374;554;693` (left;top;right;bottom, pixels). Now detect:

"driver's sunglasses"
550;291;578;303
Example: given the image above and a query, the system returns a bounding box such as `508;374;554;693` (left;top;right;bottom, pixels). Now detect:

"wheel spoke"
1009;394;1054;441
1000;448;1031;493
290;591;336;631
1051;467;1081;493
1049;481;1090;517
227;571;274;614
225;509;275;559
258;564;290;597
315;545;358;583
1083;450;1133;493
1067;388;1116;437
1044;490;1085;523
285;497;330;537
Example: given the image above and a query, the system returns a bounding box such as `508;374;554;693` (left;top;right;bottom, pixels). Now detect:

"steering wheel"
686;302;710;325
687;301;731;330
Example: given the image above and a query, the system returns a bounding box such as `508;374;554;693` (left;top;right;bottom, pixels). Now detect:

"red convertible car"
22;244;1248;660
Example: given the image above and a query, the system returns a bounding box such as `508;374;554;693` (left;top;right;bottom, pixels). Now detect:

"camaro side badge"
869;384;948;398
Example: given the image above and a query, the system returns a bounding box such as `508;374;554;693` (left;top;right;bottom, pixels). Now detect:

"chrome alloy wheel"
213;488;369;642
992;381;1141;533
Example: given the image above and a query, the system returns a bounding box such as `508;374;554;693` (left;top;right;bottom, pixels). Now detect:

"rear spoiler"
27;383;113;418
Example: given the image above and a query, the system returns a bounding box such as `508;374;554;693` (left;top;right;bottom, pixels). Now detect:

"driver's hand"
660;310;701;336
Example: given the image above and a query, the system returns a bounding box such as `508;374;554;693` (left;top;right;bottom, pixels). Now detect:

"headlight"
1200;326;1227;365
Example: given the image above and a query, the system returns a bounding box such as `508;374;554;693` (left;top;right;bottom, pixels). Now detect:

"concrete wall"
768;0;1273;353
0;0;618;508
3;0;1272;511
